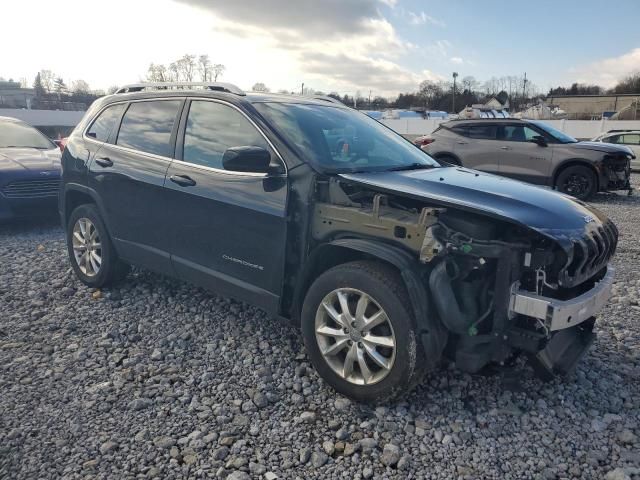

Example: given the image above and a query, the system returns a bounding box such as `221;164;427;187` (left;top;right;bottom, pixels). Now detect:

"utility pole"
522;72;527;109
301;83;304;95
369;90;372;109
452;72;458;114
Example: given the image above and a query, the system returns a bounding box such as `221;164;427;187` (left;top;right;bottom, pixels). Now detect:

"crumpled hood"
340;167;610;250
0;147;61;172
573;141;634;156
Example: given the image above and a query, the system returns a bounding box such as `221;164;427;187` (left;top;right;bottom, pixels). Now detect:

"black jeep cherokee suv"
60;82;617;402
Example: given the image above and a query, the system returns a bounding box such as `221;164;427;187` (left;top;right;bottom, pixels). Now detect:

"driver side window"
497;125;540;142
182;100;272;170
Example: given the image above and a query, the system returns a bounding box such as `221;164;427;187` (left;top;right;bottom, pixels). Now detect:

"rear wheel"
66;204;129;287
301;261;425;403
555;165;597;200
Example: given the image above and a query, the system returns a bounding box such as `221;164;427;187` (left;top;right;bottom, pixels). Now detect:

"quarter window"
465;125;497;140
182;100;271;169
116;100;181;157
86;103;126;142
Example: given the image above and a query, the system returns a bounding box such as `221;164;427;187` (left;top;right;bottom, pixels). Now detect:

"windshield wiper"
386;163;434;172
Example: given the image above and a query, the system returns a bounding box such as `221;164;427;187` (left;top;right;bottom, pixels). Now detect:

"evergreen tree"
33;72;45;97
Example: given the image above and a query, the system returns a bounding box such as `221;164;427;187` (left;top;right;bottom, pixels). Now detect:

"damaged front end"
601;152;633;194
312;177;617;380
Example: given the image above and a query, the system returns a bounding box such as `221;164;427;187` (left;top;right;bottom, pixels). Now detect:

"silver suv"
419;119;633;200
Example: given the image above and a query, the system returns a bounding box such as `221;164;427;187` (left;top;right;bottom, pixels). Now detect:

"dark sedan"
0;116;61;221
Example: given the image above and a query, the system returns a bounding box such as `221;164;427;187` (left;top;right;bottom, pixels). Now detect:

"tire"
301;261;425;403
66;204;129;288
555;165;597;200
437;154;461;166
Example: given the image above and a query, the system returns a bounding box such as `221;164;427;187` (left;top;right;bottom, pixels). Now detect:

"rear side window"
182;100;271;169
620;134;640;145
116;100;181;157
86;103;126;142
457;125;496;140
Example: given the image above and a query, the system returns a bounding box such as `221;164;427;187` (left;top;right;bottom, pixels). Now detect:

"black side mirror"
530;135;547;147
222;146;272;173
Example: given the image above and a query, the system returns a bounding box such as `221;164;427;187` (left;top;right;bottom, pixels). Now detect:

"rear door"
88;98;184;275
164;99;288;313
496;124;553;184
452;124;500;174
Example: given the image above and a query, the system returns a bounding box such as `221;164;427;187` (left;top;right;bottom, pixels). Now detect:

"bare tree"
71;79;90;94
176;54;196;82
107;85;119;94
213;64;225;81
198;55;213;81
147;63;168;82
39;70;54;93
251;82;270;92
168;62;179;82
461;76;479;93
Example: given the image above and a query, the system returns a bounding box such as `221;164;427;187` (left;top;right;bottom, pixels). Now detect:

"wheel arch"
552;159;600;190
292;238;446;370
62;184;108;230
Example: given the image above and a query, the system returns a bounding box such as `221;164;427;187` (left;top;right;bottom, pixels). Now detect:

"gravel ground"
1;177;639;480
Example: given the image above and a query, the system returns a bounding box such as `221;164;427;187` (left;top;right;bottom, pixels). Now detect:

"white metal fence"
0;108;85;127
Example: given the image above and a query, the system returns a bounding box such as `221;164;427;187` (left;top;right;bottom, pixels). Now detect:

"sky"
1;0;639;97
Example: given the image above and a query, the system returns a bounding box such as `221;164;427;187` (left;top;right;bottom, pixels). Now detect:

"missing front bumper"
509;266;615;331
528;318;596;381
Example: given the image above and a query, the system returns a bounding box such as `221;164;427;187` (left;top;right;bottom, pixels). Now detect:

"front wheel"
555;165;597;200
301;261;425;403
66;204;129;288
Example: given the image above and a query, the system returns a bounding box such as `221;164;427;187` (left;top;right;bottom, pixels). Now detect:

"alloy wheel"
563;173;591;197
314;288;396;385
72;217;102;277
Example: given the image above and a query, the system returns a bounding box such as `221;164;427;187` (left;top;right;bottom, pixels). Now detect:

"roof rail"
115;82;245;96
308;95;344;105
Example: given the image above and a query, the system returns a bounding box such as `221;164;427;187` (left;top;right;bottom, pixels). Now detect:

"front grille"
2;179;60;199
559;219;618;287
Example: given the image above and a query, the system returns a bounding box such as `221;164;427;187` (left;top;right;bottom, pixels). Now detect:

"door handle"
500;146;511;150
170;174;196;187
457;141;468;145
95;157;113;168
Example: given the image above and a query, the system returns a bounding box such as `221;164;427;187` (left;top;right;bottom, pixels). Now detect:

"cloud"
570;47;640;87
407;11;445;27
174;0;389;39
172;0;438;95
303;52;443;94
450;57;463;65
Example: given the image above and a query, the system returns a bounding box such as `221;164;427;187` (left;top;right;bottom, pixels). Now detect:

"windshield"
0;121;55;149
529;120;577;144
254;102;440;173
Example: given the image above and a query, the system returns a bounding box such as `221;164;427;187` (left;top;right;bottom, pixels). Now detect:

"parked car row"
51;82;619;401
414;118;634;200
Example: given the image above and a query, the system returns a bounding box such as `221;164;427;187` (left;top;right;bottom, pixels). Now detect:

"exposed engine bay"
311;178;616;379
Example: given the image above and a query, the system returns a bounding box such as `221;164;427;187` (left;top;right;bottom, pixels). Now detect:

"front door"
496;124;553;184
164;99;288;313
88;98;184;274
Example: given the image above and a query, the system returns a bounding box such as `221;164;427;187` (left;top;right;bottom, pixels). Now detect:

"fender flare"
62;183;111;231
